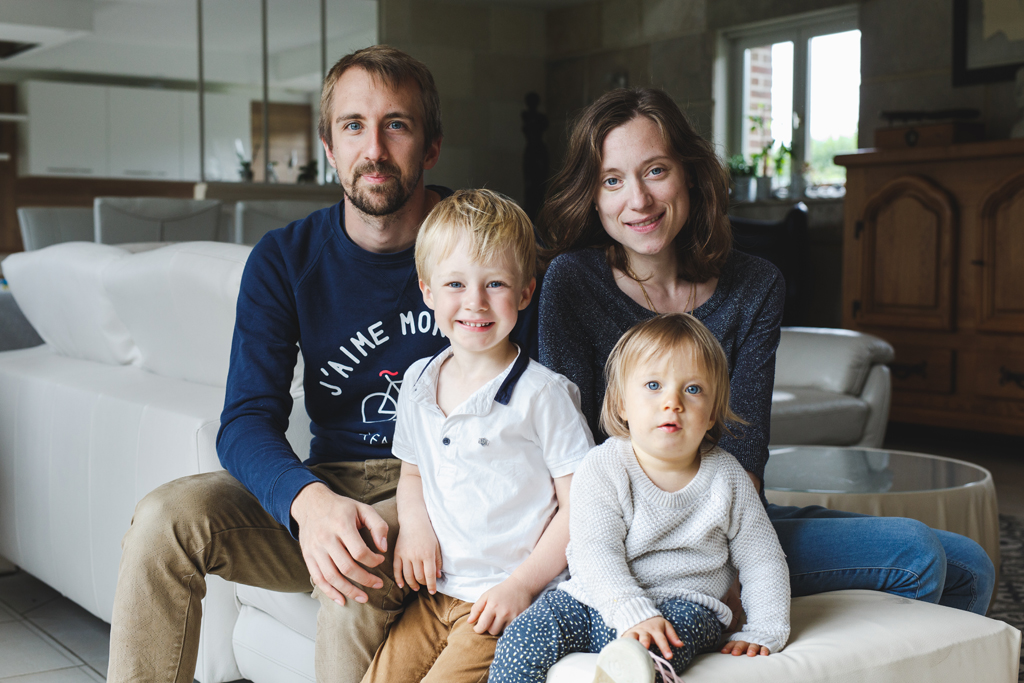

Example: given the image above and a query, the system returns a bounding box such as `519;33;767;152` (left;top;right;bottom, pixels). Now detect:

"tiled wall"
380;0;1017;197
378;0;546;202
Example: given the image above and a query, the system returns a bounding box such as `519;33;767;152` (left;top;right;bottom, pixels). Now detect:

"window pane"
807;29;861;188
742;42;793;183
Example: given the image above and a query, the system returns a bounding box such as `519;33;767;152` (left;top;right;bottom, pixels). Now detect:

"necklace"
626;265;698;315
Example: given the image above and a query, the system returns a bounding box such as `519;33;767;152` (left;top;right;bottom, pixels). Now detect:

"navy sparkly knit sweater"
538;247;784;485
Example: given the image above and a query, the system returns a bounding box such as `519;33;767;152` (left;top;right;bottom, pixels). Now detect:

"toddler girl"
490;313;790;683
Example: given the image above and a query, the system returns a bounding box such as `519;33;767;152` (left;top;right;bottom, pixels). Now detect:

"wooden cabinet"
837;139;1024;436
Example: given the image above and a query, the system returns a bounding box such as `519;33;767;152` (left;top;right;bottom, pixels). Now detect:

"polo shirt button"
442;437;450;446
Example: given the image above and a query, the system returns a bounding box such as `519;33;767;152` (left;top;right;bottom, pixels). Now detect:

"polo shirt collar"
412;344;530;412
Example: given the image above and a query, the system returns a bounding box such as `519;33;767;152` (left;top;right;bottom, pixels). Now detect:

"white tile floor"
0;423;1021;681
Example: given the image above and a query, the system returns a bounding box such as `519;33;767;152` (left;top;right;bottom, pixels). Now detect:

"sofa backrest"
775;327;895;396
2;241;254;387
104;242;252;387
2;242;141;365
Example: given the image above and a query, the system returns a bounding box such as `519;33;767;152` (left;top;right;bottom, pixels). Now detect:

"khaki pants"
107;460;407;683
361;591;498;683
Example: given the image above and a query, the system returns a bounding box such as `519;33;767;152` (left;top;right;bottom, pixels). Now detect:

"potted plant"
728;154;756;202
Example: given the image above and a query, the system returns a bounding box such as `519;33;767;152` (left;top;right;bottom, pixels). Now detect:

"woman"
537;87;994;616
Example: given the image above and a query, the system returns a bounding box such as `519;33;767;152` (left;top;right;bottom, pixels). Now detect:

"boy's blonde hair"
600;313;745;452
415;189;537;287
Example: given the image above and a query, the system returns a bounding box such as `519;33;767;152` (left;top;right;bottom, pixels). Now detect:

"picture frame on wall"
953;0;1024;85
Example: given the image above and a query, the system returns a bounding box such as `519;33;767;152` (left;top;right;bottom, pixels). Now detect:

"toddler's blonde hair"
600;313;744;452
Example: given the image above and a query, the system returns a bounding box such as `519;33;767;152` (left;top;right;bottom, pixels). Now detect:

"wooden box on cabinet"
837;139;1024;436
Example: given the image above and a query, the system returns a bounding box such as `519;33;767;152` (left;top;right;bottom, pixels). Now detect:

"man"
108;45;491;683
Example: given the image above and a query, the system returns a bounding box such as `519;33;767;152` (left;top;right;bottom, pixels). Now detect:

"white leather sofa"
0;243;1018;683
771;327;895;448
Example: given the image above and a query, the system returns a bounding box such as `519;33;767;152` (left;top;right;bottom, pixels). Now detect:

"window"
720;6;860;198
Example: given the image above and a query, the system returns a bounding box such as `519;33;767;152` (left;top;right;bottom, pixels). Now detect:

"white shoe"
592;638;655;683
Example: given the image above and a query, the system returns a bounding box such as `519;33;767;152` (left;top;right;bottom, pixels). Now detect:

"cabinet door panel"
25;81;108;177
979;170;1024;333
858;175;956;330
108;87;181;180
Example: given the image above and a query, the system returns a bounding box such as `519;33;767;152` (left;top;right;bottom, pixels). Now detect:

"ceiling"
0;0;588;91
0;0;378;91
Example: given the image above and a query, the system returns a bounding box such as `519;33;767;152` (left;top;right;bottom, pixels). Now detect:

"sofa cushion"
546;590;1020;682
775;327;894;396
104;242;252;387
770;388;868;446
1;242;140;365
236;584;318;641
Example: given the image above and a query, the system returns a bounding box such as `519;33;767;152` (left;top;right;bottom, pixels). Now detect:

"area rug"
992;515;1024;681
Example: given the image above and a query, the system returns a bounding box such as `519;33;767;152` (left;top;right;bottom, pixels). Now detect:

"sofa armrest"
776;327;895;396
854;364;892;448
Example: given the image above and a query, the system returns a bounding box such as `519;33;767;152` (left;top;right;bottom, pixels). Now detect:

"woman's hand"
622;616;684;659
721;640;770;657
467;575;533;636
393;520;442;593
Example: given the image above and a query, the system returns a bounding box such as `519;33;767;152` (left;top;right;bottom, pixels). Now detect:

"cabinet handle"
999;367;1024;391
890;361;928;380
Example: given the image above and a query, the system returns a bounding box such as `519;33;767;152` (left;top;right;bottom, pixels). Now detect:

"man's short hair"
600;313;744;451
318;45;442;149
415;189;537;288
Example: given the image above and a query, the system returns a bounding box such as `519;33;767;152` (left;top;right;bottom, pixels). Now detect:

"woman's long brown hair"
537;88;732;283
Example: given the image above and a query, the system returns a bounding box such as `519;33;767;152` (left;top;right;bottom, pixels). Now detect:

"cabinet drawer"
889;346;954;394
974;352;1024;402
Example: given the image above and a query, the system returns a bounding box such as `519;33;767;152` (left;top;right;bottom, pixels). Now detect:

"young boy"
360;189;595;683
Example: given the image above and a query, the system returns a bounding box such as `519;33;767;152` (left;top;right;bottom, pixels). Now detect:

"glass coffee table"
764;446;1000;571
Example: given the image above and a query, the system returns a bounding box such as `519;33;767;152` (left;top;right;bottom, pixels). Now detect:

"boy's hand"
721;640;770;657
393;521;442;594
467;575;533;636
622;617;684;660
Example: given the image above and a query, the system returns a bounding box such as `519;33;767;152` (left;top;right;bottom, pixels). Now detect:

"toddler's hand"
393;523;442;594
622;616;684;660
721;640;770;657
467;575;533;636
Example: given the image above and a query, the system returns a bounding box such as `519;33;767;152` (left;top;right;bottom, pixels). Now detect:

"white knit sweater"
559;438;791;653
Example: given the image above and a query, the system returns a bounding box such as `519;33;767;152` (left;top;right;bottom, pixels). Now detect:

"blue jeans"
489;590;722;683
769;504;995;614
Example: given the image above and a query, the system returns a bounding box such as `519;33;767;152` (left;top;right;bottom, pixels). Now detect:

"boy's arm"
393;461;443;593
724;468;791;654
468;473;573;635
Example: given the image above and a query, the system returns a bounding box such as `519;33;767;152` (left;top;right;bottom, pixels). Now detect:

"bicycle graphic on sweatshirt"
361;370;402;423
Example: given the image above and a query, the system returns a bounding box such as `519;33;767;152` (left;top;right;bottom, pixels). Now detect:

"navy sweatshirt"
217;189;538;533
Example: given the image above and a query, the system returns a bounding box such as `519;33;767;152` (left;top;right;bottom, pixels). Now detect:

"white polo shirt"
392;346;594;603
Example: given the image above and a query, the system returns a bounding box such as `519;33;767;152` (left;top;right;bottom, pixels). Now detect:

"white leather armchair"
771;327;895;448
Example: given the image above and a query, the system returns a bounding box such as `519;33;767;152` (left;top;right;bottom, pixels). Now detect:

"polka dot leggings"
489;589;722;683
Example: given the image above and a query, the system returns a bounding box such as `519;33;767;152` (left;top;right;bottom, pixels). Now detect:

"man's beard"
342;160;422;217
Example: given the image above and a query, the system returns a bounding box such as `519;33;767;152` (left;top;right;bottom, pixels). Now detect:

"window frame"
719;5;859;190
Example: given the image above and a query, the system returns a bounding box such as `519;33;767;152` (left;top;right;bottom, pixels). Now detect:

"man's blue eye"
345;122;361;131
685;385;702;394
645;381;660;390
387;121;405;129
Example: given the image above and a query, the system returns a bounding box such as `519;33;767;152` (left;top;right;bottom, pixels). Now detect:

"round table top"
763;446;991;494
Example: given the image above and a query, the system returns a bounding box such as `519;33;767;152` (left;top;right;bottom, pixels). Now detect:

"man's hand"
393;520;442;594
467;575;533;636
622;616;684;660
721;640;770;657
290;482;389;606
